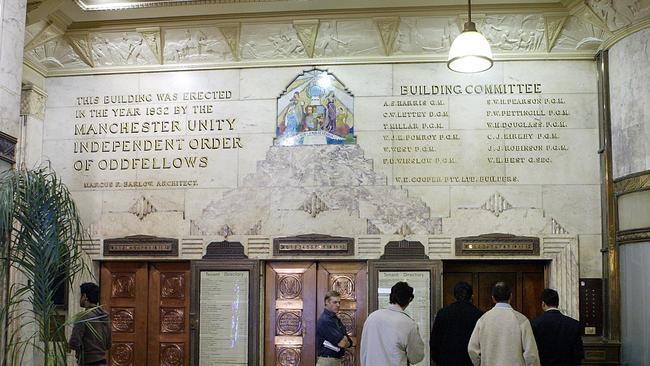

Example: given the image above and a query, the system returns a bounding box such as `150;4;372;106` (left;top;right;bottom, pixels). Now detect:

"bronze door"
265;261;367;366
442;260;546;319
101;262;190;366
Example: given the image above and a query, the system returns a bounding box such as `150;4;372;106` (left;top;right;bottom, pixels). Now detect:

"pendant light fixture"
447;0;494;73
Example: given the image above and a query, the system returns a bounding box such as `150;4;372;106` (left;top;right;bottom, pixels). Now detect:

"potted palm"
0;167;91;365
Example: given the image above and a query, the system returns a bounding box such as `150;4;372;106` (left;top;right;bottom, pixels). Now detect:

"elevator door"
265;261;367;366
100;262;190;366
442;260;546;319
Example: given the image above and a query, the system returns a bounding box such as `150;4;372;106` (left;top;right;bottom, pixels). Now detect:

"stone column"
608;26;650;366
0;0;27;141
0;0;27;362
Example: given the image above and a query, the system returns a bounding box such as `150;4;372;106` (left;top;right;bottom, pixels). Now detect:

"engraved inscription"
330;275;355;300
160;343;184;366
111;308;135;333
111;342;134;365
276;310;303;336
338;310;356;336
277;274;302;300
161;308;185;333
161;272;185;299
111;273;135;298
276;346;302;366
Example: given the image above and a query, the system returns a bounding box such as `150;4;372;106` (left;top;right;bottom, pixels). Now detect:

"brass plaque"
273;234;354;256
104;235;178;257
455;233;540;256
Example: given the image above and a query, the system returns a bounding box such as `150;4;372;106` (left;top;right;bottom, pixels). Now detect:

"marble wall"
39;60;603;303
609;26;650;365
620;242;650;365
0;0;26;139
609;27;650;179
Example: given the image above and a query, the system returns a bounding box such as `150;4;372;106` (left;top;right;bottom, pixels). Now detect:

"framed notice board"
368;259;442;366
190;242;259;366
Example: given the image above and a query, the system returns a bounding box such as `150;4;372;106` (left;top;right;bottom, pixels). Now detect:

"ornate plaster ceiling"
22;0;650;76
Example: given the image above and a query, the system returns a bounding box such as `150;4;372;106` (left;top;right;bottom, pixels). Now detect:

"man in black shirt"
316;290;353;366
531;288;584;366
430;281;482;366
69;283;112;366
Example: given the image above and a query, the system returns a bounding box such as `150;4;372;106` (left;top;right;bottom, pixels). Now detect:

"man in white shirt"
360;281;425;366
468;282;540;366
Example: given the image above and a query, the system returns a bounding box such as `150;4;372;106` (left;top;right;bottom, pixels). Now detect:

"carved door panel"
317;262;367;366
265;262;367;366
265;262;318;366
148;262;190;366
101;262;190;366
101;262;149;366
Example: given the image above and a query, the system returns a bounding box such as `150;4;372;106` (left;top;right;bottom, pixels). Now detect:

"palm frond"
0;167;92;365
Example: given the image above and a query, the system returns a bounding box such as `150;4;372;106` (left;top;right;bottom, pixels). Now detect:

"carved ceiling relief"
137;27;163;64
67;32;95;67
479;14;546;52
553;15;607;51
374;17;400;56
164;27;232;63
91;31;157;66
587;0;650;31
240;23;306;60
313;19;382;58
24;5;650;73
24;20;66;52
293;20;319;58
394;17;460;55
26;38;86;69
218;23;241;60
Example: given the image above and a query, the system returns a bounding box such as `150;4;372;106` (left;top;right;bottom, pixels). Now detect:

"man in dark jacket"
69;282;112;366
531;288;584;366
316;290;353;366
430;281;482;366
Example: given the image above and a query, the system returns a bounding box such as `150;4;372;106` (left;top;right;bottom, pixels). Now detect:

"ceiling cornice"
22;0;650;77
67;3;570;30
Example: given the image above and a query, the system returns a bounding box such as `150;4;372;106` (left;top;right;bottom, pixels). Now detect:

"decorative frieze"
24;2;650;75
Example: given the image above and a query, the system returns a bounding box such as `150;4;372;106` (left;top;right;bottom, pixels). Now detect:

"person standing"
468;282;540;366
316;290;353;366
69;282;112;366
430;281;483;366
360;281;425;366
531;288;584;366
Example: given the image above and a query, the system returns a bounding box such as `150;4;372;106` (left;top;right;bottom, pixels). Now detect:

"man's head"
80;282;100;307
324;290;341;313
453;281;473;302
491;282;511;304
541;288;559;310
389;281;414;309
